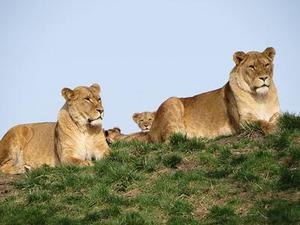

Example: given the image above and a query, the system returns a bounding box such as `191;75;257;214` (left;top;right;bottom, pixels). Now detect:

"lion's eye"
84;97;91;102
265;63;270;67
149;118;152;121
140;120;144;122
98;97;102;102
248;65;255;70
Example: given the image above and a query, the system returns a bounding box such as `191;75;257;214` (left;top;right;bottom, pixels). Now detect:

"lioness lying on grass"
0;84;110;174
149;47;280;142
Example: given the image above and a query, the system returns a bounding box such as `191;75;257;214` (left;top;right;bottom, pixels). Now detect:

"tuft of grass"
265;200;300;225
289;145;300;161
205;206;240;225
134;155;158;173
240;122;264;137
170;133;206;152
278;167;300;190
167;216;199;225
206;167;232;179
84;206;121;221
27;191;51;203
163;154;183;168
168;199;193;216
248;199;300;225
111;140;166;155
265;131;291;151
119;212;148;225
279;113;300;132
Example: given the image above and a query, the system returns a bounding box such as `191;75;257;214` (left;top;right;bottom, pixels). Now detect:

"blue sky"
0;0;299;137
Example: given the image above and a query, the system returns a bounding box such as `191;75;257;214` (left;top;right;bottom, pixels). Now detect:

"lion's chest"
75;134;100;160
255;104;274;121
240;101;279;122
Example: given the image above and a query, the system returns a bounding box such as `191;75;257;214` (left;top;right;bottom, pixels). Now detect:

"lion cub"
104;127;149;144
104;127;126;144
132;111;156;132
104;111;155;144
0;84;110;174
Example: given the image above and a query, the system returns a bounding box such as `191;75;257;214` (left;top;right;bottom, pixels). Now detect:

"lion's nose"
97;109;104;114
259;76;268;82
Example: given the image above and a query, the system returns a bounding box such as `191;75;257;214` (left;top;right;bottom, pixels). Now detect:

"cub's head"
132;111;156;132
62;83;104;127
231;47;276;96
104;127;122;144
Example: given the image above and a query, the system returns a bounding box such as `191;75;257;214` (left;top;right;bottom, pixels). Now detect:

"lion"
132;111;156;132
104;127;150;144
149;47;280;143
0;83;110;174
104;127;126;144
104;111;156;144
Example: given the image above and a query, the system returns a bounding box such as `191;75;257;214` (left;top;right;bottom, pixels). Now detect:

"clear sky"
0;0;299;137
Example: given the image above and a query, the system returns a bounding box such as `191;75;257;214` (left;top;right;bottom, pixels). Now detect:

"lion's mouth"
256;84;269;89
255;84;270;95
88;116;102;123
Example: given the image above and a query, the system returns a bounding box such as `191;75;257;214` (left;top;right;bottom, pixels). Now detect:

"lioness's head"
231;47;276;96
62;83;104;127
132;111;156;132
104;127;122;144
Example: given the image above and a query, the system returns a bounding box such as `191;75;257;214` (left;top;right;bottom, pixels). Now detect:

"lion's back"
0;122;58;168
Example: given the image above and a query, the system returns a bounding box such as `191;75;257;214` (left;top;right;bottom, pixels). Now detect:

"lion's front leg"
91;135;112;160
240;112;280;135
92;147;111;161
60;154;94;166
0;160;26;174
259;112;281;134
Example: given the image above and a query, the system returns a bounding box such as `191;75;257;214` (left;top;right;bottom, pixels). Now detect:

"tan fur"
104;127;126;144
149;47;280;142
0;123;58;174
124;132;150;142
132;111;156;132
105;127;150;144
0;84;110;174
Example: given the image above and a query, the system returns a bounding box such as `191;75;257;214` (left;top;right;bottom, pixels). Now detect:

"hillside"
0;113;300;225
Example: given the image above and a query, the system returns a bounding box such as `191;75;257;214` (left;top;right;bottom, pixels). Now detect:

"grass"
0;113;300;225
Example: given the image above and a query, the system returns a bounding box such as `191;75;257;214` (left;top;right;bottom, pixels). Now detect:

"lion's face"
232;47;276;96
132;111;156;132
62;83;104;127
104;127;122;144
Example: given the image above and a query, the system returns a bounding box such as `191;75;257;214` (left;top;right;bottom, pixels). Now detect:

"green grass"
0;113;300;225
279;112;300;132
205;205;240;225
169;133;206;152
163;154;182;168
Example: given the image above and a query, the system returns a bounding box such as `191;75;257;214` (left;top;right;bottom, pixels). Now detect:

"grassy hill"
0;113;300;225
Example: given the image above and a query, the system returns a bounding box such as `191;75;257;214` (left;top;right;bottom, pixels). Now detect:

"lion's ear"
263;47;276;61
113;127;121;133
90;83;101;95
61;88;74;101
233;51;247;65
132;113;140;122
